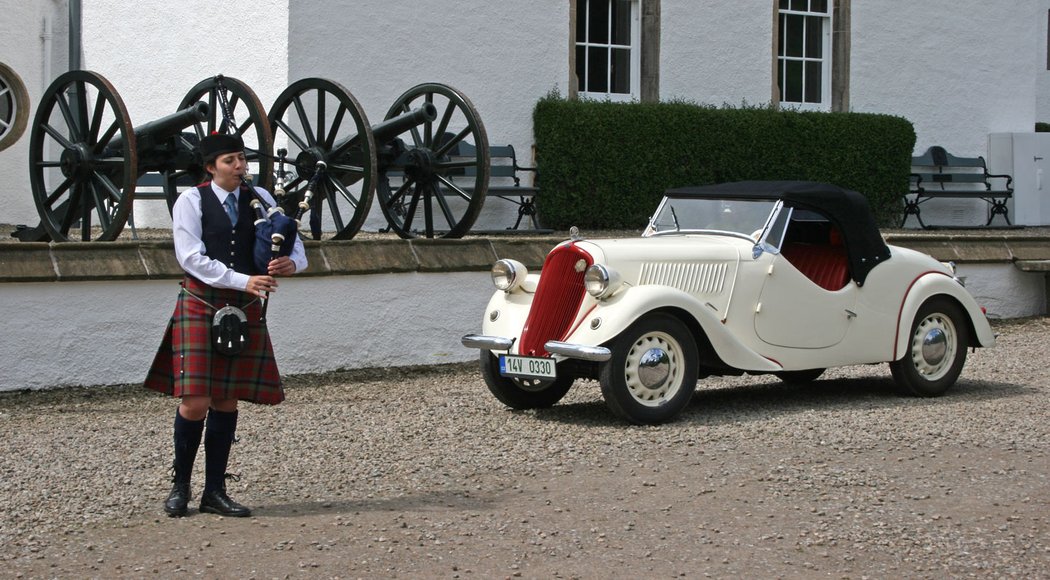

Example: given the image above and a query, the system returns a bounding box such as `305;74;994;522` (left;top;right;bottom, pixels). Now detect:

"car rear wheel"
889;298;969;397
599;313;699;425
479;351;574;409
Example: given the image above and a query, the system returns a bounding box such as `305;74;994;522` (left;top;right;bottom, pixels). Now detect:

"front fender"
564;285;781;372
894;272;996;360
478;289;534;353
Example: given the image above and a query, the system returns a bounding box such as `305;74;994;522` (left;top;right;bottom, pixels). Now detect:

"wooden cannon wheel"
376;83;490;239
267;77;378;240
0;61;30;152
159;76;274;212
28;70;137;242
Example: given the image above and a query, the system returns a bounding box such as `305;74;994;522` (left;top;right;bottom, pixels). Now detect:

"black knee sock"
172;409;204;485
203;409;238;494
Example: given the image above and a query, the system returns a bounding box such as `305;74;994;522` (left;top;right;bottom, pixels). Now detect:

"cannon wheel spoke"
28;70;136;241
401;183;423;233
326;172;362;208
323;183;347;234
376;83;488;239
268;78;377;240
164;76;274;213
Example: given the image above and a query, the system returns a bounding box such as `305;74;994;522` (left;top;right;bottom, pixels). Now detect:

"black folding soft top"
665;181;892;285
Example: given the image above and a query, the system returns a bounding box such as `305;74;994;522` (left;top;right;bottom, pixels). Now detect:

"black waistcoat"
200;182;259;275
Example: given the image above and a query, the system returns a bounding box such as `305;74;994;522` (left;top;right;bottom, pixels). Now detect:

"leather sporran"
212;305;249;356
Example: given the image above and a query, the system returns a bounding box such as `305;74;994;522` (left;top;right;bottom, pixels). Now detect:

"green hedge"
532;97;915;229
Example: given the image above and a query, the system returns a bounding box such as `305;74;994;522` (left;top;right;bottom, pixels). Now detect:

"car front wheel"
889;297;969;397
480;351;575;409
599;313;699;425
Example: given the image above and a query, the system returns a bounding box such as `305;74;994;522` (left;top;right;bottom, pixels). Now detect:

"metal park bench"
902;145;1013;229
452;140;551;233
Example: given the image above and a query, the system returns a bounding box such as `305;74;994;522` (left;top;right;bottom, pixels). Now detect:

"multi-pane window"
576;0;640;100
778;0;831;108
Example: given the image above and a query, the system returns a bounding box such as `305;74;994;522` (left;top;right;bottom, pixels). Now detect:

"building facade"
2;0;1048;229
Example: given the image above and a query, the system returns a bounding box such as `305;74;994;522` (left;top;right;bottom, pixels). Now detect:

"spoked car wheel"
480;351;574;409
599;313;699;425
889;298;969;397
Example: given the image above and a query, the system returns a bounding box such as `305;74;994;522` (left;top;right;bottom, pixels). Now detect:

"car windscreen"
644;197;778;238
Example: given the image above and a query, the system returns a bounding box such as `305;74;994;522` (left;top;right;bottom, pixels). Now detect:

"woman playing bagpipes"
144;132;307;517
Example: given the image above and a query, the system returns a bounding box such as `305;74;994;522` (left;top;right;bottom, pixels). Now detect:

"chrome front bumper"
460;334;611;362
544;341;612;362
461;334;513;351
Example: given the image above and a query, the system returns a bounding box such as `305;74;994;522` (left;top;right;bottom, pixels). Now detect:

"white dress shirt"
172;182;308;290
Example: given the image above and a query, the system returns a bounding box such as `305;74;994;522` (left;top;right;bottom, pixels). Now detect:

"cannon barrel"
370;102;437;146
109;101;209;151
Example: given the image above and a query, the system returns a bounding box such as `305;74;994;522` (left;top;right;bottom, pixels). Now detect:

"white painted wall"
4;0;1050;231
660;0;774;106
0;0;69;228
77;0;290;229
0;271;494;391
286;0;569;232
851;1;1040;157
957;263;1046;320
1038;0;1050;124
0;0;289;230
0;264;1041;392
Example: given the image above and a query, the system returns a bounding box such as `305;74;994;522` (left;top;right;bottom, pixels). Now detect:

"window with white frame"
576;0;641;101
777;0;831;109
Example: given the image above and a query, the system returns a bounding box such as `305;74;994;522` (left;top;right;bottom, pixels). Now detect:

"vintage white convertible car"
462;181;995;424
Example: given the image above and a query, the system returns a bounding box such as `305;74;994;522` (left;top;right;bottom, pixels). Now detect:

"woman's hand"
268;256;297;277
246;275;278;297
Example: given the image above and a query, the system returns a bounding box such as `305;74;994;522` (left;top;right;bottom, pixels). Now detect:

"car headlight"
585;264;623;299
491;259;527;292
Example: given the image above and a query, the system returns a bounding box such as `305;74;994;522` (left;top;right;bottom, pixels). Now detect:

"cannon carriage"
17;72;494;241
267;78;489;239
19;70;272;242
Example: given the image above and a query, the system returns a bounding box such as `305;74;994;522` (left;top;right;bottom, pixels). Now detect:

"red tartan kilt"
144;276;284;405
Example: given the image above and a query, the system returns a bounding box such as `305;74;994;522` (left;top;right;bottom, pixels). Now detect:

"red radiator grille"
519;243;592;356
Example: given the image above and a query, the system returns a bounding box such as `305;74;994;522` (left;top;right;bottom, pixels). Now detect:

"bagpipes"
213;75;309;321
245;163;324;321
245;177;296;322
273;147;325;240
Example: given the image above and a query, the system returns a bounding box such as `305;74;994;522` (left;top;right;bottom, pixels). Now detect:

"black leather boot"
201;409;251;517
164;481;191;517
199;484;251;517
165;410;204;517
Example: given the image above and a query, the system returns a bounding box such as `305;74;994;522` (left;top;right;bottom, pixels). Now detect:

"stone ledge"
883;231;1050;263
0;243;56;282
0;237;562;283
1;232;1048;283
316;240;418;275
1015;260;1050;272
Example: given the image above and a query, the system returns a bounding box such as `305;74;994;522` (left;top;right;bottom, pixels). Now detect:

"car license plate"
499;355;556;380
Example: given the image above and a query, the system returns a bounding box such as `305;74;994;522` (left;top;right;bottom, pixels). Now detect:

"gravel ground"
0;317;1048;579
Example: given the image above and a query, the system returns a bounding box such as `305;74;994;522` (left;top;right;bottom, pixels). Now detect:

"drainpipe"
69;0;82;71
41;15;53;89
